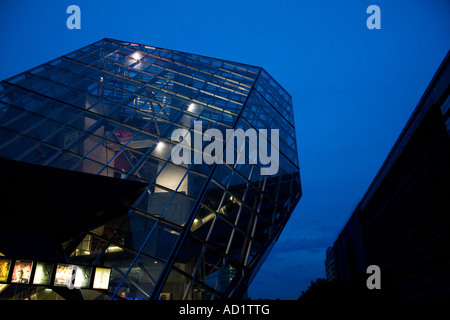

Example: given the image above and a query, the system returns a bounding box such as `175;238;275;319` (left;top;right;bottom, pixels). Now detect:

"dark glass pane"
117;255;165;300
141;221;181;261
202;181;225;212
228;230;249;264
160;268;190;300
0;134;38;159
207;217;233;253
114;211;157;253
174;234;204;277
161;192;195;226
18;143;59;165
45;150;81;170
190;205;216;240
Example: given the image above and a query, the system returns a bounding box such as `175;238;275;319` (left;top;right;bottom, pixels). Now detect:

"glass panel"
135;185;172;217
73;157;105;175
113;211;157;253
18;143;59;165
0;134;38;159
45;150;81;170
26;118;64;141
219;192;241;225
228;230;249;264
186;281;214;300
190;205;216;240
160;268;191;300
217;263;240;296
243;184;261;211
235;205;256;235
207;216;233;253
161;192;195;226
141;221;181;261
174;234;204;277
264;175;280;199
0;127;19;147
211;163;233;188
247;241;264;267
155;161;188;192
227;171;247;201
101;250;137;296
182;170;207;199
4;111;43;134
202;181;225;212
117;255;164;300
69;132;104;158
47;104;83;124
132;155;164;182
43;125;84;150
197;246;223;291
0;104;26;126
259;196;276;222
253;216;273;248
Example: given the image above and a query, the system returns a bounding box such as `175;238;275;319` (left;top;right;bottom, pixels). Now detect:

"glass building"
0;38;302;300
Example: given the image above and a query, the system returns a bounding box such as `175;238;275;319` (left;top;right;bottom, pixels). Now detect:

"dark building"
327;51;450;299
0;39;302;300
325;247;337;282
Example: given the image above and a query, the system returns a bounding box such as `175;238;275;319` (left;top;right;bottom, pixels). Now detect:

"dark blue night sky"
1;0;449;299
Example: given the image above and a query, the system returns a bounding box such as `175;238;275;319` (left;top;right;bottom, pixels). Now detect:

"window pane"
161;192;195;226
174;234;204;277
190;205;216;240
141;221;181;261
18;143;59;165
45;150;81;170
202;181;225;212
114;211;157;253
0;134;38;159
160;268;190;300
117;255;164;300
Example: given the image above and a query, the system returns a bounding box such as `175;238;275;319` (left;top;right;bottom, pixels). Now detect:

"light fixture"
156;141;164;150
188;103;195;112
131;52;143;61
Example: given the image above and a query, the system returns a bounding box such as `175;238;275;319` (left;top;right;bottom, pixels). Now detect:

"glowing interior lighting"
106;246;123;253
188;103;195;112
156;141;164;150
131;52;143;60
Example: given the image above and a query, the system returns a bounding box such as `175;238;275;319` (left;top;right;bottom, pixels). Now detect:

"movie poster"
74;265;92;289
0;259;12;283
92;267;111;290
11;260;34;284
33;262;54;285
54;264;74;287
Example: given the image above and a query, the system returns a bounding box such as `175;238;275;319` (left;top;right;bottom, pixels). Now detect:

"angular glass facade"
0;38;301;300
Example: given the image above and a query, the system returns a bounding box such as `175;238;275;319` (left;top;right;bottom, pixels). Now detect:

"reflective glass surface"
0;38;301;300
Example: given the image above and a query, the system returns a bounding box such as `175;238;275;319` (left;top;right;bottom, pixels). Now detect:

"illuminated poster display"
0;259;12;283
54;264;74;287
33;262;54;285
11;260;33;284
74;265;92;289
92;267;111;290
